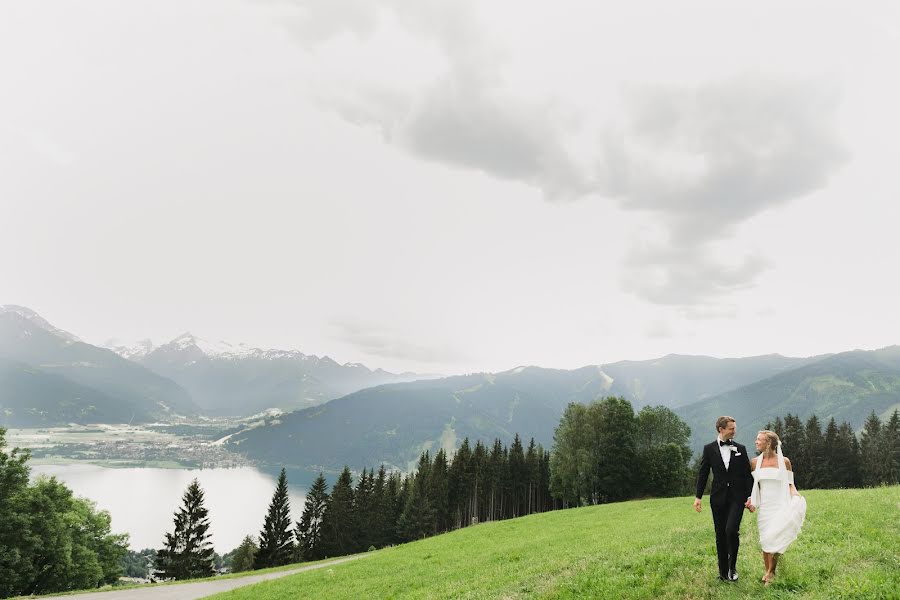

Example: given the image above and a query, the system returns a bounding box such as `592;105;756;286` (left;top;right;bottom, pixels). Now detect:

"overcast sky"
2;1;899;375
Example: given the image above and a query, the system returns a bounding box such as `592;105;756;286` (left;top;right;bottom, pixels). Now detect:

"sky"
2;0;899;375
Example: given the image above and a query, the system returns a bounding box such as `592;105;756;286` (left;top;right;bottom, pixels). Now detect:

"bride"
749;430;807;585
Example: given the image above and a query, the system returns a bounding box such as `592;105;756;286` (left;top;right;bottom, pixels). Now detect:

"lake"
30;463;322;553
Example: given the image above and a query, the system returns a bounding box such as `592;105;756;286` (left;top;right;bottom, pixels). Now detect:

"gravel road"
53;555;365;600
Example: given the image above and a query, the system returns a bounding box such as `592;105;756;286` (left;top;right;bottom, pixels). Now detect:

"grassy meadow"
209;486;899;600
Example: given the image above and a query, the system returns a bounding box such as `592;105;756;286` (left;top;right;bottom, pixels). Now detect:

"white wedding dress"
750;452;807;554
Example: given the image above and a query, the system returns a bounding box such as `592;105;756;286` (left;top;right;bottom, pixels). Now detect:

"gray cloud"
399;78;588;199
620;241;771;307
605;77;848;308
332;319;465;365
598;77;849;244
276;4;849;309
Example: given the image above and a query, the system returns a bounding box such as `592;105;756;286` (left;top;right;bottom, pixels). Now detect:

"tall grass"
210;486;899;599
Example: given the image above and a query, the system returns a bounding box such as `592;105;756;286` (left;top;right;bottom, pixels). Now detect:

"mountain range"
226;349;899;471
0;305;425;425
4;304;898;471
0;306;196;425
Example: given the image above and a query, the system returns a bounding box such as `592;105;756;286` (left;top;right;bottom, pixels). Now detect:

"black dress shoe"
719;575;734;583
728;569;739;582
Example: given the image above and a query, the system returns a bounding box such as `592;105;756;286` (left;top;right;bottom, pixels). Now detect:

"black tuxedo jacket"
695;440;753;506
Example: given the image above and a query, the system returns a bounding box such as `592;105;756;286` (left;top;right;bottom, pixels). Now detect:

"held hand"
744;498;755;512
693;498;702;513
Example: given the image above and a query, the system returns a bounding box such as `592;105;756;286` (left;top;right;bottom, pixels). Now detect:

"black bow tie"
719;440;734;447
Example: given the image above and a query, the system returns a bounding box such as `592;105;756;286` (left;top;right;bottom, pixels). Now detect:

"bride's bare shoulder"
784;456;793;471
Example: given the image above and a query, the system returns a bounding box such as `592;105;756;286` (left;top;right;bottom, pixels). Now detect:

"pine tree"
397;452;434;541
352;469;375;552
860;411;885;486
230;536;258;573
838;422;863;488
803;415;826;489
781;414;806;486
370;466;389;548
254;468;295;569
295;472;328;561
154;479;215;580
429;450;449;534
822;418;840;488
320;467;354;557
885;410;900;485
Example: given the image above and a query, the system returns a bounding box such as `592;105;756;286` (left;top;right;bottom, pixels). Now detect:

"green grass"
209;486;900;599
13;557;347;599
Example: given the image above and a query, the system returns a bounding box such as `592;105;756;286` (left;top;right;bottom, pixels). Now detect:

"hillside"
209;486;899;600
0;306;197;425
601;353;817;408
137;333;427;416
225;354;832;471
225;366;616;470
678;346;900;450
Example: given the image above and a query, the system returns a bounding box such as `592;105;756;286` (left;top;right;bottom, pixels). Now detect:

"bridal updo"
758;430;780;452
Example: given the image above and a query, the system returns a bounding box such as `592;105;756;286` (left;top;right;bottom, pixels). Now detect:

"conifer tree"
838;422;862;488
429;450;450;534
353;469;375;551
885;409;900;485
370;466;389;548
803;415;826;489
320;467;354;557
295;472;329;561
860;411;885;486
822;418;840;488
781;413;806;485
254;468;294;569
154;479;215;580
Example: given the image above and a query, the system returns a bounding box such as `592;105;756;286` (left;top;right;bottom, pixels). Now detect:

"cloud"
332;319;465;365
273;3;850;308
620;240;771;307
597;77;849;244
603;76;848;307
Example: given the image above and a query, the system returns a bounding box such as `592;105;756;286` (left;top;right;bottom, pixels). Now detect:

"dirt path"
55;555;365;600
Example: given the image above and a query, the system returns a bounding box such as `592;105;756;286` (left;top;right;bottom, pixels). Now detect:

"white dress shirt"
717;435;732;470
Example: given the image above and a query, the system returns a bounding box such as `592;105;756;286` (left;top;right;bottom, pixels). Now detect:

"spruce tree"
860;411;885;486
154;479;215;580
803;415;826;489
885;410;900;485
295;472;329;561
429;450;449;534
320;467;354;557
839;422;863;488
254;468;294;569
371;466;390;548
781;414;806;485
352;469;375;552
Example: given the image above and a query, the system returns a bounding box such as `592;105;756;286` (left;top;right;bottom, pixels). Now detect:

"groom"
693;416;754;582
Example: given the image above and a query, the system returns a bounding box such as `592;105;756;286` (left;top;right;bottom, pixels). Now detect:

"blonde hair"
715;416;735;432
758;430;780;452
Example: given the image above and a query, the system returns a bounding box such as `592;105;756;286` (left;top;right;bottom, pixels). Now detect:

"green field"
210;486;899;599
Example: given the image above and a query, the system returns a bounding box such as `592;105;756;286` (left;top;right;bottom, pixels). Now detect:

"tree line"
154;434;555;577
549;397;694;506
0;428;128;599
765;409;900;489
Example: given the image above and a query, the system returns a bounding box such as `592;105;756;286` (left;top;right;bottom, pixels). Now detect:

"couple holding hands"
694;416;807;586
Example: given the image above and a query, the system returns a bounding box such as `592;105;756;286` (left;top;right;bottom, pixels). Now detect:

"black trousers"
710;492;745;577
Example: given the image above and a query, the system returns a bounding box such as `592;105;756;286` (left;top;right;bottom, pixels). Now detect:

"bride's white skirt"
757;482;806;554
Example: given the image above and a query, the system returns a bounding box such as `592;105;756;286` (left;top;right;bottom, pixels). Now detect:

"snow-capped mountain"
103;338;156;361
0;306;197;426
131;331;428;416
0;304;81;344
